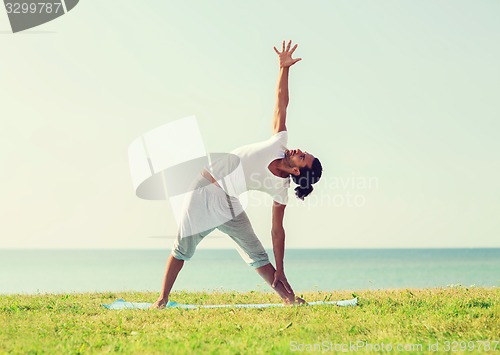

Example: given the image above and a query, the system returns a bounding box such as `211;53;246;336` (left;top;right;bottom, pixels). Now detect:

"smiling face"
284;149;315;170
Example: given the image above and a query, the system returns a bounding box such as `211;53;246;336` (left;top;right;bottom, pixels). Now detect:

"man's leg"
151;229;213;309
150;174;227;309
150;255;184;308
256;262;297;303
217;207;303;304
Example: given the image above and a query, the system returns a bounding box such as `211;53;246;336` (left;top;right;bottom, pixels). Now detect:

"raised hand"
273;40;302;68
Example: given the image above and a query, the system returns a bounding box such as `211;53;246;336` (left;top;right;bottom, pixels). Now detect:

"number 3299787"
5;2;63;14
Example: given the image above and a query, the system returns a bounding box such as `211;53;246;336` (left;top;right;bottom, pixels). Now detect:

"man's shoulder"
270;130;288;145
272;130;288;138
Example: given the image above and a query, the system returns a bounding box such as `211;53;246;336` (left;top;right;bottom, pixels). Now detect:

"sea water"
0;249;498;294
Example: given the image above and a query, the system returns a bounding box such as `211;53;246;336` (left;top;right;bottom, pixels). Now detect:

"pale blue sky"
0;0;499;249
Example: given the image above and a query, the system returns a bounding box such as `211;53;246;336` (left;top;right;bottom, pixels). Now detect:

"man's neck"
273;158;291;178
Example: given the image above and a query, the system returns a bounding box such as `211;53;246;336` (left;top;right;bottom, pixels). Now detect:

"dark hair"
291;158;323;200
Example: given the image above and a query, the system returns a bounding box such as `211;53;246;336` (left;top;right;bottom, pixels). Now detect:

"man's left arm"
272;40;302;135
271;201;293;293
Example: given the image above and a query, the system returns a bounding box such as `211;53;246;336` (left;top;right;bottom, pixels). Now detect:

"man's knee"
171;240;196;261
171;248;193;261
248;252;270;268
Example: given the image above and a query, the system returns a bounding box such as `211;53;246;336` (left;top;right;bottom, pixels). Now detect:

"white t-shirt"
208;131;290;205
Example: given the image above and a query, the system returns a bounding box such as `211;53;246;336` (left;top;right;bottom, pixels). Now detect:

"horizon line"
1;247;499;250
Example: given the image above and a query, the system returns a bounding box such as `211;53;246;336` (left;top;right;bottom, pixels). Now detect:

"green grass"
1;287;498;354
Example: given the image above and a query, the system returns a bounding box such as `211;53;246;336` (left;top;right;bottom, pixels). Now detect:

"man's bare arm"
272;40;302;135
271;201;293;293
273;67;289;134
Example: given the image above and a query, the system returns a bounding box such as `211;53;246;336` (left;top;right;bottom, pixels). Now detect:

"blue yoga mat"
102;297;358;310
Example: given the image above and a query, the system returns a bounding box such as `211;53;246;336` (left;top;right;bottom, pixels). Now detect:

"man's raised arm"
272;40;302;134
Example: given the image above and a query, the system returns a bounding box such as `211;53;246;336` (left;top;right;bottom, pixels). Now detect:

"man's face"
284;149;315;170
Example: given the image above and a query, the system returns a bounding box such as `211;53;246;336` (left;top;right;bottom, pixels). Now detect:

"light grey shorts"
171;174;270;268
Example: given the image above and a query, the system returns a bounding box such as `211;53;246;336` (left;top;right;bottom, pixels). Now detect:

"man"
151;40;322;308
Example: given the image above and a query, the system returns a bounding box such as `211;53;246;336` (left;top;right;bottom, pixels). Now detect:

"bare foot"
149;298;168;309
283;296;306;306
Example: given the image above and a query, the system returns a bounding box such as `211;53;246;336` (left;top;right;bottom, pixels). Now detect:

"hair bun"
294;185;314;200
291;157;322;200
